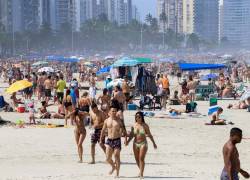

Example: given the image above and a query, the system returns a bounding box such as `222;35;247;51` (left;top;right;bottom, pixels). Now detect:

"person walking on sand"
67;109;89;163
126;112;157;179
221;128;250;180
99;105;127;178
89;103;106;164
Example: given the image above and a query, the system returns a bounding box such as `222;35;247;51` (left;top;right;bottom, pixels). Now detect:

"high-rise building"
124;0;132;24
182;0;193;34
132;5;140;21
194;0;219;42
80;0;97;23
222;0;250;47
107;0;126;25
50;0;71;31
39;0;51;25
157;0;183;33
0;0;12;32
0;0;38;33
21;0;41;31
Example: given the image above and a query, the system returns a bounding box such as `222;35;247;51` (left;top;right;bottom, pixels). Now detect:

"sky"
133;0;157;21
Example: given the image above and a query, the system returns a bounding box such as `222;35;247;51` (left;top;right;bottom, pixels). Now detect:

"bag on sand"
186;102;197;113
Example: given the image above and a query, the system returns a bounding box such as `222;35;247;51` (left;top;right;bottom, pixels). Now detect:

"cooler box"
209;98;217;107
17;104;25;113
128;104;137;110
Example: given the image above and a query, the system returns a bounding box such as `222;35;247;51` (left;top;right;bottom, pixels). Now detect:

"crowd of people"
1;59;250;179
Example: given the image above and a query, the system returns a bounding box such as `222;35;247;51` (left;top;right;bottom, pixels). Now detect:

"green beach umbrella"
134;57;153;63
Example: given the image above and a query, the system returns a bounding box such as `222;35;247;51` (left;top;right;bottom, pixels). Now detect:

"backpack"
0;96;5;108
186;102;197;113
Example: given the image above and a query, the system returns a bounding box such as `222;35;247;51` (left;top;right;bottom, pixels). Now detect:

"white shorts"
89;87;96;99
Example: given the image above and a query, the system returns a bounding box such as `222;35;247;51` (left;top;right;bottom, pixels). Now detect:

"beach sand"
1;79;250;180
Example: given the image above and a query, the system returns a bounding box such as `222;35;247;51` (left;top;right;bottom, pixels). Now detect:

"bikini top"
134;127;145;136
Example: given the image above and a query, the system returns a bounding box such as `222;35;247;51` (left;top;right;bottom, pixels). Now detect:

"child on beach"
210;107;234;125
29;104;36;124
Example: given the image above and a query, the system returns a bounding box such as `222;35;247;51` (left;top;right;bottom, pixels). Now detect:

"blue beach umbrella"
96;66;111;75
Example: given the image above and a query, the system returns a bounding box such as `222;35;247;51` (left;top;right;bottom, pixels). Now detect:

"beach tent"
179;63;226;71
96;66;111;75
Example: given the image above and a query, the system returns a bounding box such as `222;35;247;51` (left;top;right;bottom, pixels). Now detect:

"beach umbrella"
38;67;54;73
32;61;48;67
135;57;153;63
6;80;32;94
201;74;218;81
105;55;115;60
107;79;124;89
83;62;93;66
240;89;250;101
96;66;111;75
113;57;138;67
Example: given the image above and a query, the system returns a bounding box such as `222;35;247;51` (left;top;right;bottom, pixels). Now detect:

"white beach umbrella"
38;67;54;73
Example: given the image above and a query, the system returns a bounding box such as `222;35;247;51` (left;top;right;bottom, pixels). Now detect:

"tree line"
0;13;217;57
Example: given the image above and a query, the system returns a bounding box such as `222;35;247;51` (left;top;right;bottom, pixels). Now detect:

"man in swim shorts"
89;103;106;164
221;128;249;180
100;105;127;178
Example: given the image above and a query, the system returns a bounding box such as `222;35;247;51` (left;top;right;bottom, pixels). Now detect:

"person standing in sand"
89;73;97;102
221;128;249;180
67;109;89;163
89;103;106;164
187;75;197;102
99;105;127;178
44;75;53;103
126;112;157;179
97;88;111;117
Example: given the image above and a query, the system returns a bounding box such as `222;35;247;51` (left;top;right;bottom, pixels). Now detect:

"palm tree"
145;13;153;25
187;33;200;50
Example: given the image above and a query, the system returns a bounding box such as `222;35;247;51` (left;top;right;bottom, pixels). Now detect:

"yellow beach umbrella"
6;80;32;94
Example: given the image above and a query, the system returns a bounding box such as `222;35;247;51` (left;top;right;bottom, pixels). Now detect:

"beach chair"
195;85;214;100
152;96;162;110
139;96;153;110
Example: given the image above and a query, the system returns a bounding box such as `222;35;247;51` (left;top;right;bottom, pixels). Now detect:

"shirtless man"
221;128;249;180
187;75;198;102
89;103;107;164
67;109;89;163
44;75;53;103
100;106;127;178
37;72;46;101
113;86;126;111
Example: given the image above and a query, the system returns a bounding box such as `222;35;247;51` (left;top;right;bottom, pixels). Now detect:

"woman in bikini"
52;101;66;119
63;89;74;126
67;109;89;163
127;112;157;179
78;92;92;113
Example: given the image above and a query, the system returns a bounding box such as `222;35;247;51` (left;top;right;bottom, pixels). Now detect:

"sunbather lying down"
209;107;234;125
